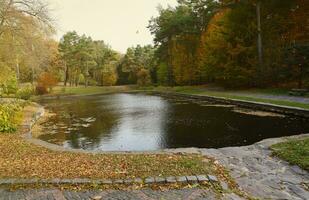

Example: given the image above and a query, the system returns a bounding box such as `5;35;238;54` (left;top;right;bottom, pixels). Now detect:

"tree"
118;45;156;85
137;69;151;86
37;72;58;93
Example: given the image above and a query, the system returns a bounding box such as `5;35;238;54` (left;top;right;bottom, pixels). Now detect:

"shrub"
16;84;34;100
0;102;22;133
88;79;98;86
37;72;58;94
36;85;48;95
78;74;85;85
0;65;18;96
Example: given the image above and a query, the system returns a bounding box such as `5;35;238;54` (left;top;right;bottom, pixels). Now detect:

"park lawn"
148;86;309;110
50;85;131;96
271;138;309;171
0;133;218;180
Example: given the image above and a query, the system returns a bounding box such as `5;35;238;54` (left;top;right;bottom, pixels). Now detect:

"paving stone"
145;177;155;184
59;179;73;184
71;178;92;184
220;181;229;190
92;195;102;200
208;175;218;182
155;177;166;184
100;179;113;184
166;176;177;183
124;179;133;184
186;176;198;183
133;178;143;184
113;179;124;184
176;176;187;183
196;175;208;182
50;178;61;184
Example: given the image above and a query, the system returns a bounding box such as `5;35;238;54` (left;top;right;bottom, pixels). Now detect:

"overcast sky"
48;0;177;53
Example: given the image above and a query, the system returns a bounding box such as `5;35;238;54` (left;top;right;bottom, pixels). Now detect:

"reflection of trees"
41;96;120;149
162;99;309;148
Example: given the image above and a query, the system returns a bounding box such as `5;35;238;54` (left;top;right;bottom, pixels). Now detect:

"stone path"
199;134;309;200
0;188;242;200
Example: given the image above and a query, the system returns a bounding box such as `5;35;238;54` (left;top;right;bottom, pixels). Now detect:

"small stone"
196;175;209;182
145;177;155;184
133;178;143;184
166;176;177;183
155;177;166;184
176;176;187;183
186;176;198;183
208;175;218;182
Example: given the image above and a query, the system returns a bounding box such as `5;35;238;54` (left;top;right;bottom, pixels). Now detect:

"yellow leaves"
0;134;215;180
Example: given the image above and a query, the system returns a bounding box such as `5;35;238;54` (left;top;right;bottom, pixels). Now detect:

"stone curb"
0;175;218;186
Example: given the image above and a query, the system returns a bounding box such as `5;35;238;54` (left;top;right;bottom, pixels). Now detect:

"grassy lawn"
271;138;309;171
0;133;218;180
147;86;309;110
50;85;131;96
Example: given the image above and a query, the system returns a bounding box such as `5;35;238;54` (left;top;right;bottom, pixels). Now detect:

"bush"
16;84;34;100
0;102;23;133
88;79;98;86
0;65;18;96
37;72;58;94
36;85;48;95
78;74;85;85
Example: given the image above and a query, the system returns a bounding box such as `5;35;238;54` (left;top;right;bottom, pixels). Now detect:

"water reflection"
38;93;309;151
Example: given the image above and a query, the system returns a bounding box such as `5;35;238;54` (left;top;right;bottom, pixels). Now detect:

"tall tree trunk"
15;59;20;84
256;0;263;85
298;65;303;89
64;61;68;87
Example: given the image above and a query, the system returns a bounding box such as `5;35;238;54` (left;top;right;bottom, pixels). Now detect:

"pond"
38;93;309;151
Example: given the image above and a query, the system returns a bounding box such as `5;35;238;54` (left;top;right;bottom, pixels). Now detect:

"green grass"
50;85;131;96
271;138;309;171
148;86;309;110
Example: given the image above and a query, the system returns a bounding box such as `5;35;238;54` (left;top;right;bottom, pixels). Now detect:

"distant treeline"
1;0;308;93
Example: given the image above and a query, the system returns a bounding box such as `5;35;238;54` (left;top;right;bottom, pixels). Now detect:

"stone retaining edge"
0;174;218;186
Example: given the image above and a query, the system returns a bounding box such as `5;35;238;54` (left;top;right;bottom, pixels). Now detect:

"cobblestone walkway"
199;134;309;200
0;188;242;200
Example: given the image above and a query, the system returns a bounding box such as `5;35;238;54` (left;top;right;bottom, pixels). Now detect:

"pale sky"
48;0;177;53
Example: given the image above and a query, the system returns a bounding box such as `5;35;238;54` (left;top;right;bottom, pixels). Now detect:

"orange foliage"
37;72;58;92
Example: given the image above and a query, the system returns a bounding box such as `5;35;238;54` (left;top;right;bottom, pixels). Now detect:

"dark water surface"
38;93;309;151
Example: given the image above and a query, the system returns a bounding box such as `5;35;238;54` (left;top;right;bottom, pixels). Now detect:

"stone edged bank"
150;91;309;118
0;174;219;186
14;95;309;199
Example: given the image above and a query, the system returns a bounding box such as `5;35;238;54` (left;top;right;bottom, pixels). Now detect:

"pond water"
38;93;309;151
